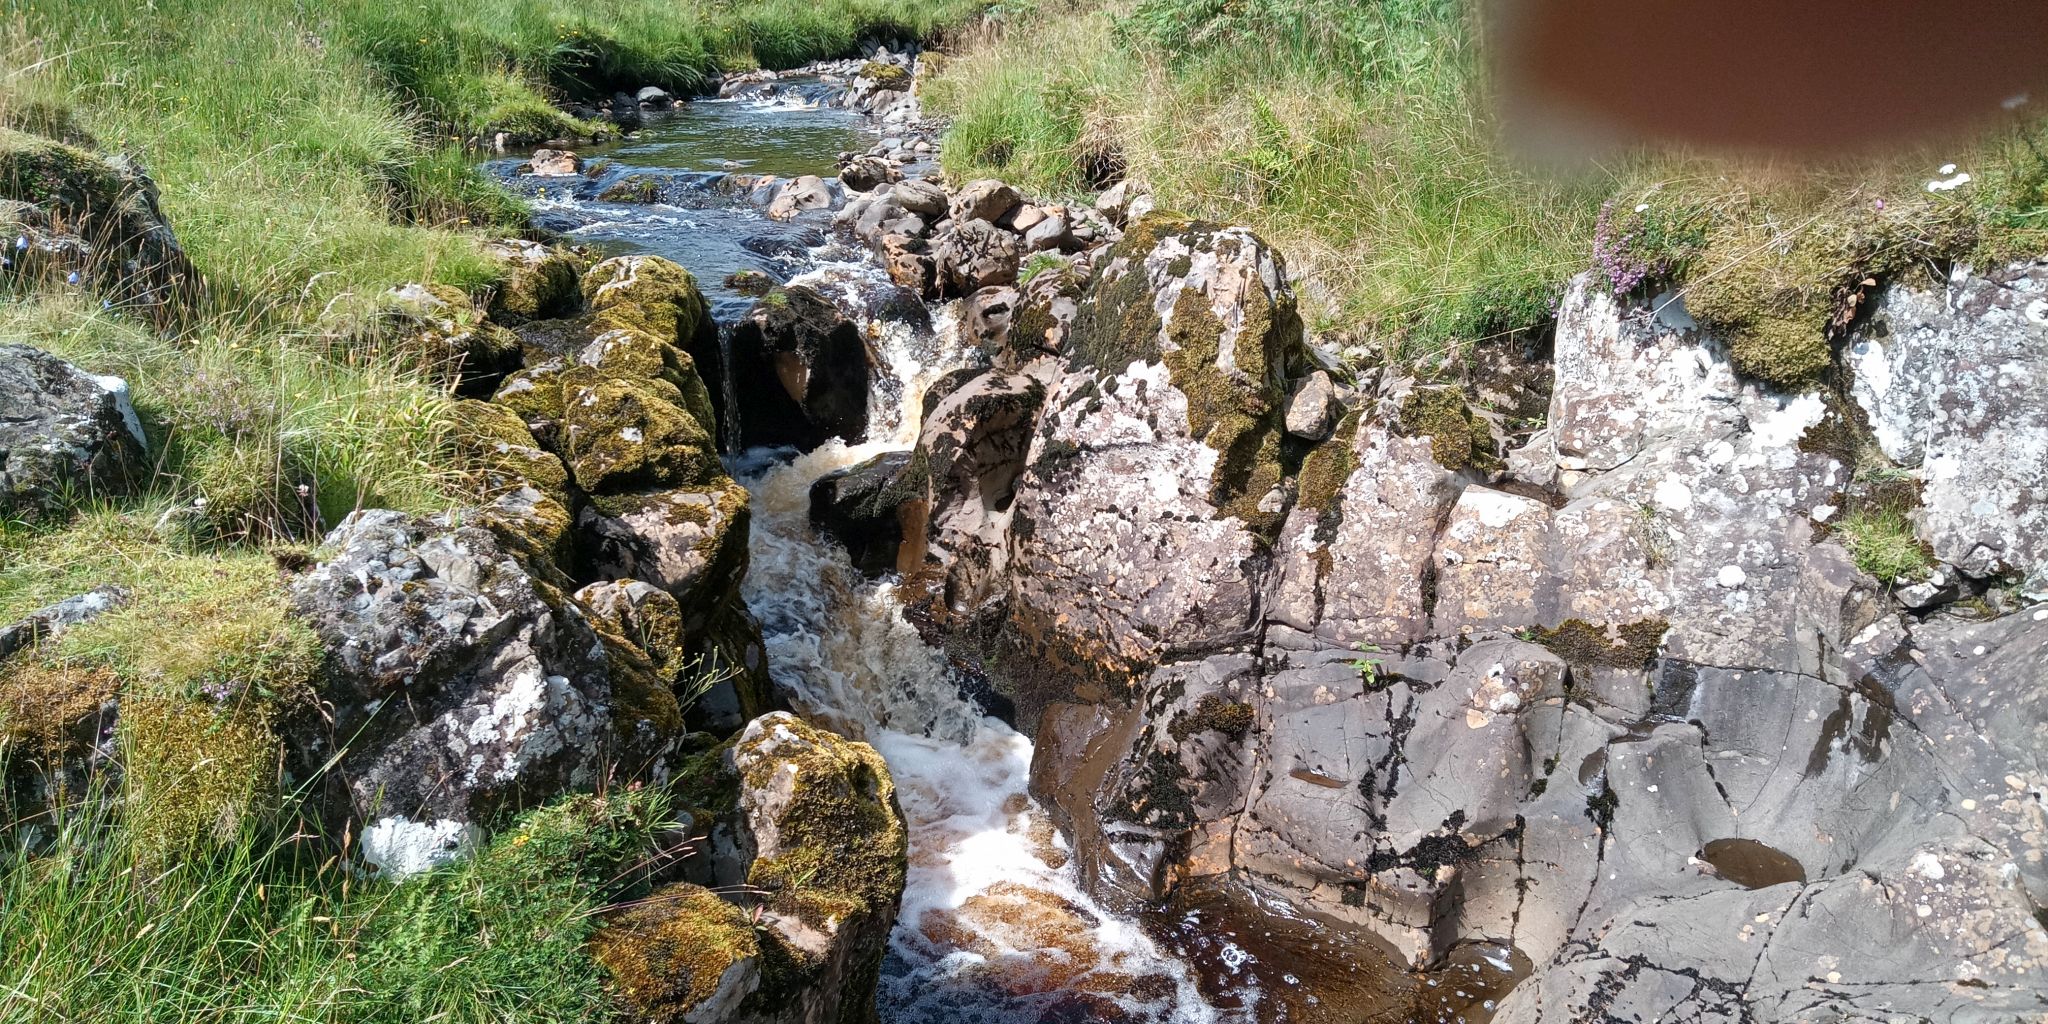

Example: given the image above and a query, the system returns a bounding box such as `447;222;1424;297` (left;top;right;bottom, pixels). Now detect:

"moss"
120;696;278;857
736;716;906;953
582;255;711;344
446;398;572;504
559;372;721;494
672;737;741;819
0;661;116;762
1398;386;1493;471
491;359;569;424
859;61;912;91
590;883;760;1022
578;310;720;433
1531;617;1669;670
0;127;123;214
1683;222;1839;391
487;244;585;324
1294;410;1361;515
1167;693;1254;742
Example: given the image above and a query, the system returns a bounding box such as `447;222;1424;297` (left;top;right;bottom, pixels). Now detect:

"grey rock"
1849;261;2048;595
764;175;834;220
947;178;1022;225
890;179;948;220
1282;370;1337;440
0;585;129;661
931;218;1023;297
634;86;673;108
0;344;146;518
522;148;582;176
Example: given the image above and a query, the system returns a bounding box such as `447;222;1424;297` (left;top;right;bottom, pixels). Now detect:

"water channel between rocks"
490;84;1514;1024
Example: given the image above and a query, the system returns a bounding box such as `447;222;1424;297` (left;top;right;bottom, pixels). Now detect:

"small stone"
1716;564;1748;588
1284;371;1338;441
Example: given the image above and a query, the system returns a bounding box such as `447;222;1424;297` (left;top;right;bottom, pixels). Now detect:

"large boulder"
0;344;146;518
730;712;907;1023
287;501;682;879
808;450;924;578
931;218;1023;297
1849;260;2048;597
724;285;875;450
482;238;585;324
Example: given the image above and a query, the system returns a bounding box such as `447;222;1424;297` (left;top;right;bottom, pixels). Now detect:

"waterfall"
733;260;1240;1024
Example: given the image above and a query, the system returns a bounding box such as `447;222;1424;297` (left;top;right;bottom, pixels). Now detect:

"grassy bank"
927;0;2048;369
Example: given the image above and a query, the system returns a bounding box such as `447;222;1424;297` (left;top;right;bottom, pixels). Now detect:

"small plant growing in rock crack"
1349;644;1383;688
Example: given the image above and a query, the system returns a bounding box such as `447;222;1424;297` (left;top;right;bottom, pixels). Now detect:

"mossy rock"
596;175;665;205
582;255;712;343
485;240;586;324
735;713;906;961
1295;410;1362;516
591;883;761;1022
1682;222;1839;391
1531;618;1669;669
559;371;721;494
491;359;568;425
576;312;720;434
0;126;124;214
445;398;572;506
1398;386;1495;471
859;61;912;92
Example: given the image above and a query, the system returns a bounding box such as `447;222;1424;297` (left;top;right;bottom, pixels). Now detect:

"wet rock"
948;178;1022;225
726;285;875;449
1282;370;1337;440
729;712;907;1024
764;175;834;221
522;148;582;176
635;85;673;109
725;269;775;296
876;232;934;296
606;94;643;131
809;450;923;578
1849;261;2048;596
0;344;146;518
932;218;1023;297
287;502;679;879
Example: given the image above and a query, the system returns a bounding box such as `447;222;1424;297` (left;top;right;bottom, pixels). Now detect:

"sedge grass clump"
1834;506;1932;584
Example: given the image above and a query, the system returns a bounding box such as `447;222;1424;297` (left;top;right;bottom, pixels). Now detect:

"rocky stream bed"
4;49;2046;1024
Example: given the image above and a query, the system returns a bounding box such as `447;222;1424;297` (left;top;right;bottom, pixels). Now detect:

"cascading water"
493;84;1257;1022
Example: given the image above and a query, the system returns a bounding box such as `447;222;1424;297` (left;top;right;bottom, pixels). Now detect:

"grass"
1835;506;1933;585
0;777;677;1024
927;0;2048;371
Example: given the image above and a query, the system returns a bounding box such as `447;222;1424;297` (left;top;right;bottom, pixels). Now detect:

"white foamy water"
734;263;1234;1024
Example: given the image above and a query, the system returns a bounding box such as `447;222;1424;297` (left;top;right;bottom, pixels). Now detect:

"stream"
492;84;1259;1023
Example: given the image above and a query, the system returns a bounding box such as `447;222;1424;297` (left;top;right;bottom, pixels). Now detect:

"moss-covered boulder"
559;372;721;495
590;883;762;1022
730;712;906;1022
378;282;523;397
483;238;585;324
0;127;200;327
582;254;712;343
446;398;572;507
574;315;720;434
856;61;911;92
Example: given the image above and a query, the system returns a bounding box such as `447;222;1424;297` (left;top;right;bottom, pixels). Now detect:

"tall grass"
929;0;2048;367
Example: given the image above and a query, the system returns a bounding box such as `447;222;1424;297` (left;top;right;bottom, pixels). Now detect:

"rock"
729;712;907;1024
607;94;643;130
961;285;1020;355
1282;370;1337;440
559;373;720;494
0;344;146;518
1849;261;2048;596
380;282;523;396
1022;209;1074;253
580;479;751;632
837;155;899;193
1008;257;1086;361
522;148;582;176
724;269;775;296
765;175;834;220
0;130;201;327
890;179;948;220
635;85;674;109
1091;179;1150;228
1005;203;1046;233
725;285;875;449
287;503;681;879
948;178;1022;225
932;219;1024;297
0;585;129;661
876;232;934;296
591;883;761;1022
915;371;1045;626
809;450;923;578
482;238;584;324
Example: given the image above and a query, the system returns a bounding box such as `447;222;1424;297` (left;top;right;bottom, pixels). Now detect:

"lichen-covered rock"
0;128;201;326
730;712;906;1024
763;175;835;221
483;238;585;324
591;882;762;1023
724;285;875;450
581;255;716;348
0;344;146;518
445;398;572;508
915;371;1043;625
1849;260;2048;596
948;179;1022;225
287;504;680;878
931;218;1023;297
581;478;751;628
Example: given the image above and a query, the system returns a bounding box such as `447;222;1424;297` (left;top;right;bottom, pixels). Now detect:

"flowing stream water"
495;86;1261;1022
